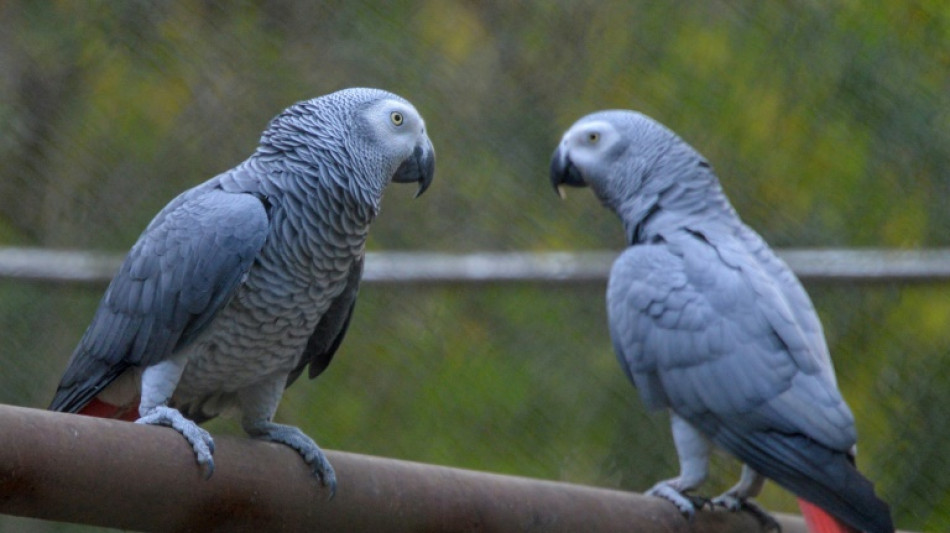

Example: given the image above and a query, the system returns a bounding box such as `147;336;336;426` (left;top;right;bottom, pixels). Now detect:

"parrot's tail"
717;429;894;533
798;498;860;533
77;397;140;422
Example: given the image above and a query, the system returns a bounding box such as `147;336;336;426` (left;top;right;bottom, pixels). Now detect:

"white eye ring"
390;111;404;126
587;131;600;144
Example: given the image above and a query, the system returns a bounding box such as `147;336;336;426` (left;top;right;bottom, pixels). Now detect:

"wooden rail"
0;404;807;532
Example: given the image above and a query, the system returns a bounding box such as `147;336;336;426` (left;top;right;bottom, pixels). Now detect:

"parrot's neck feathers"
255;121;383;212
617;157;739;245
250;146;381;225
617;193;661;245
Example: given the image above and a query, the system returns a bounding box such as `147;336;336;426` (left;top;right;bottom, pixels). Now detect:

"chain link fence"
1;2;948;531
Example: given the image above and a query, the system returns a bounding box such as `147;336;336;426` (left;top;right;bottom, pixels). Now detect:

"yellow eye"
390;111;404;126
587;131;600;144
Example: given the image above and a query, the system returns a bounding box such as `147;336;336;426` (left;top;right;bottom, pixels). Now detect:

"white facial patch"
365;99;426;159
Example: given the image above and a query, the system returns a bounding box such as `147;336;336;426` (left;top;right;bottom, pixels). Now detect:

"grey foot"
137;405;215;479
712;494;781;532
248;422;337;499
647;481;709;520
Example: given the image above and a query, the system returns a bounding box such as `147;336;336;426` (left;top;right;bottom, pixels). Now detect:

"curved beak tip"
414;181;429;198
550;148;569;199
549;146;585;198
414;148;435;198
394;144;435;198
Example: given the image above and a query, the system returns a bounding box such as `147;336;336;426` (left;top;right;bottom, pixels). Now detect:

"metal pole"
0;404;805;533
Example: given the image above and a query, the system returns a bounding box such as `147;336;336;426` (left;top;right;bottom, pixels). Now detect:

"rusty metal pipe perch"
0;404;805;532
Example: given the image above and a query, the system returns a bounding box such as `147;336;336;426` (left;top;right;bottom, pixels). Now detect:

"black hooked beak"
549;146;587;199
393;141;435;198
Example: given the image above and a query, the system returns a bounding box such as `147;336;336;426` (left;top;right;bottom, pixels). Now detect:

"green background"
1;2;948;531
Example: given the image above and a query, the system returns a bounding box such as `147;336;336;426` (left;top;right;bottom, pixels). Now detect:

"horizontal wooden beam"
0;404;805;532
1;247;949;287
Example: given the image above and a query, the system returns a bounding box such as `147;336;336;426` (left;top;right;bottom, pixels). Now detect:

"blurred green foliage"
0;1;948;531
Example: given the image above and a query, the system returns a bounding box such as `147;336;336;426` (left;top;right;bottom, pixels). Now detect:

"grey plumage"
50;88;435;494
551;110;892;532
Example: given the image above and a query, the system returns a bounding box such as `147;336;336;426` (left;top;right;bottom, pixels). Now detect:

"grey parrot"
49;88;435;495
550;110;893;533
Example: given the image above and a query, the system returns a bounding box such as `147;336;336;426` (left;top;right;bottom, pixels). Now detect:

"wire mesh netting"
1;2;948;531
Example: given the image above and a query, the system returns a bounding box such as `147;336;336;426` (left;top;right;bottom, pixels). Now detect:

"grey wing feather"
49;184;269;413
286;255;363;387
737;226;837;379
607;244;687;410
607;230;855;450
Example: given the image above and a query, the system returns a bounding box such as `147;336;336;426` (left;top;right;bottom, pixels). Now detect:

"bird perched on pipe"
550;109;892;533
49;88;435;497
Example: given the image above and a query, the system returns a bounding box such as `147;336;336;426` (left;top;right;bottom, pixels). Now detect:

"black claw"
715;498;781;532
200;459;215;480
689;494;713;512
317;468;337;501
738;501;781;533
682;508;696;523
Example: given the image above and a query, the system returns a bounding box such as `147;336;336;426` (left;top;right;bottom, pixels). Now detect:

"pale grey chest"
173;238;359;398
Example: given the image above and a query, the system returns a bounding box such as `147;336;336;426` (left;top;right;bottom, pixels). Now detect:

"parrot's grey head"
550;110;690;209
262;87;435;198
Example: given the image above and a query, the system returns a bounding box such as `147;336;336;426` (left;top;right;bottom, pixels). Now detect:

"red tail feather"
798;498;861;533
77;397;140;422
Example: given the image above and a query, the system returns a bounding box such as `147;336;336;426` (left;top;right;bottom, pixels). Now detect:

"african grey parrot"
49;88;435;495
550;110;893;533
